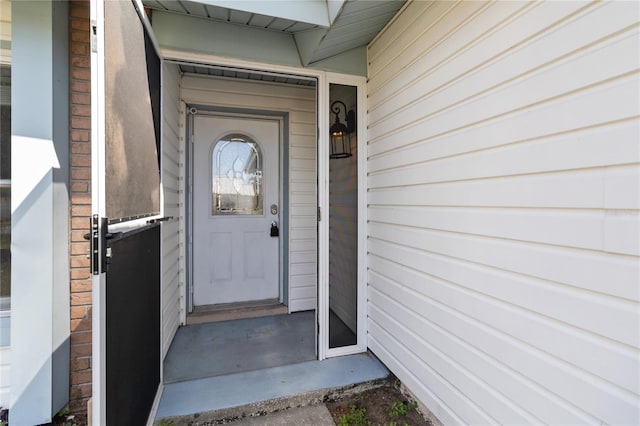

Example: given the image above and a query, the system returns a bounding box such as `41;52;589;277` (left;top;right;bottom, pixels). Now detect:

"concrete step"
154;353;390;425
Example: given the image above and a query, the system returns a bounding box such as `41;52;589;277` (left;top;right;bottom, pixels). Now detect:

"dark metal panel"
106;224;160;426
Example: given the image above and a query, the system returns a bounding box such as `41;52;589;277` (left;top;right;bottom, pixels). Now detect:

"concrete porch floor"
154;312;389;423
163;311;317;382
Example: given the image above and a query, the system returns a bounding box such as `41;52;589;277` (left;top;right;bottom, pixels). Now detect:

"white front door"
193;115;280;306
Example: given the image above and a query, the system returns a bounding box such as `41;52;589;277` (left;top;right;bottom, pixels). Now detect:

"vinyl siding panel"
181;75;317;312
161;63;183;359
367;1;640;425
0;346;9;408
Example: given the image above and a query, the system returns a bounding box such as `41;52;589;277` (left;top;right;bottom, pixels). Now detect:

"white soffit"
144;0;325;31
193;0;331;27
307;0;404;64
143;0;406;67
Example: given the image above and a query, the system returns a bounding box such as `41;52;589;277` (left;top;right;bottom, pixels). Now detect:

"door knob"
270;221;279;237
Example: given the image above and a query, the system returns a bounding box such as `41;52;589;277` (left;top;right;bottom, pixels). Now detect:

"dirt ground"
27;385;429;426
326;385;432;426
39;412;86;426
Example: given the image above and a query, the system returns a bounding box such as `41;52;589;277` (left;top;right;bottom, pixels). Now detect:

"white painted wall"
160;62;183;359
367;1;640;424
181;75;317;312
10;0;70;422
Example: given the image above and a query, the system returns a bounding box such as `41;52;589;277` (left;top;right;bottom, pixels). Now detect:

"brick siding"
69;0;92;418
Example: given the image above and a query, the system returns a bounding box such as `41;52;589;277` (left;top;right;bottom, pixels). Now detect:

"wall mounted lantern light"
330;100;355;159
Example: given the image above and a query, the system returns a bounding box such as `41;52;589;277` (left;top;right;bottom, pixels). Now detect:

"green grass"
338;405;370;426
0;261;9;300
389;401;418;418
0;222;9;250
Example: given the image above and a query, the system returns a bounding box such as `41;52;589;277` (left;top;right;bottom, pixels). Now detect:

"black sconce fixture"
330;100;356;159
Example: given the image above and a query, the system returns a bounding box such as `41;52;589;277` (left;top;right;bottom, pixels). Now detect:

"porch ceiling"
142;0;406;67
177;63;317;86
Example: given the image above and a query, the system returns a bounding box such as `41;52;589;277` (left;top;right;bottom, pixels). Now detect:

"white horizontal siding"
181;75;317;312
367;1;640;425
161;63;182;359
0;346;9;408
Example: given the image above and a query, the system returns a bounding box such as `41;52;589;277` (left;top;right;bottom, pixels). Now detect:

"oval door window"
211;134;263;215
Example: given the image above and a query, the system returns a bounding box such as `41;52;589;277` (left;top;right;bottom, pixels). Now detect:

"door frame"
186;109;287;311
323;73;368;358
90;0;107;423
91;37;368;420
164;51;368;361
90;0;165;424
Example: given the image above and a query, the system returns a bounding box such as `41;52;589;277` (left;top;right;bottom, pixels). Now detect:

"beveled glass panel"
212;134;263;215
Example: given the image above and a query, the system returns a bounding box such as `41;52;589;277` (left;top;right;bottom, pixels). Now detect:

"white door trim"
316;76;329;360
323;73;368;358
90;0;106;423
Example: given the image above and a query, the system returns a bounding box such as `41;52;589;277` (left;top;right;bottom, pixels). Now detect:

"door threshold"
187;300;288;324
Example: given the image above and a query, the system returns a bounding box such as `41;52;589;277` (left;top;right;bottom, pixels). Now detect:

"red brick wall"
69;0;92;418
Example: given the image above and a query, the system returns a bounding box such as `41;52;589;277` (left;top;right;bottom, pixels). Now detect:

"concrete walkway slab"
225;405;335;425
